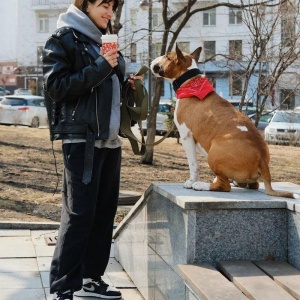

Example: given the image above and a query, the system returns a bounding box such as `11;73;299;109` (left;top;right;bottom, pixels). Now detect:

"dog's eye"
164;54;171;61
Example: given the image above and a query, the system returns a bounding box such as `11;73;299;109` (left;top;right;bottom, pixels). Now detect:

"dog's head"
150;45;202;82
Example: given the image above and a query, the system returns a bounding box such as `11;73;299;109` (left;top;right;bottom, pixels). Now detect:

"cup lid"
101;34;118;42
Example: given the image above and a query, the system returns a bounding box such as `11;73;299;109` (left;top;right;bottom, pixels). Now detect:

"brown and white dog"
151;45;299;199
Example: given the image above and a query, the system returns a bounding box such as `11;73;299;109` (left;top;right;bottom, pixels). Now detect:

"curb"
0;221;60;230
118;190;141;205
0;191;140;230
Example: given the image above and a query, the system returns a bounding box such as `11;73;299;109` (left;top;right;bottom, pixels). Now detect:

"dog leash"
120;66;175;155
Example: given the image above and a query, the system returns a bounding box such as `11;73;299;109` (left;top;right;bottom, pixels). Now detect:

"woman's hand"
128;74;143;90
101;48;119;68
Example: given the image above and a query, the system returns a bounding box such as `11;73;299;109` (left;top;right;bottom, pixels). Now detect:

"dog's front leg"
180;130;199;189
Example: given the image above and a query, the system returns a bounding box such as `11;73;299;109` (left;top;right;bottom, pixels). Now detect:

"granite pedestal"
113;182;300;300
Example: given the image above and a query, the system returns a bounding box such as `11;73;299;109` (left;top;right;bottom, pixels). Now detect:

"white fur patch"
192;182;210;191
150;56;163;76
188;60;199;70
196;143;208;157
294;193;300;199
184;179;195;189
237;125;248;132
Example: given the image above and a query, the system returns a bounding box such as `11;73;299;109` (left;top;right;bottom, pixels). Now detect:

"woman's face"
86;0;114;29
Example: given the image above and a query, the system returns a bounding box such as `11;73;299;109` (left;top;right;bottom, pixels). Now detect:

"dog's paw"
184;179;195;189
192;181;210;191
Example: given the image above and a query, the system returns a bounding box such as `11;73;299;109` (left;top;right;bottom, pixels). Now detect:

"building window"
280;89;295;109
177;42;190;53
38;14;49;33
130;9;137;26
130;43;137;62
153;10;163;27
281;1;295;48
230;73;242;96
229;8;242;25
203;9;216;26
229;40;243;60
204;41;216;61
37;46;44;66
153;43;162;58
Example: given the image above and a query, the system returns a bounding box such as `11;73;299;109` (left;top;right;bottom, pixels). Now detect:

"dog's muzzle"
152;64;165;77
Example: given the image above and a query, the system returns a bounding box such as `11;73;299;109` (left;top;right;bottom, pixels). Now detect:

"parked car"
249;111;274;132
141;101;174;136
234;105;257;116
0;86;10;96
264;111;300;145
14;88;32;95
0;95;48;128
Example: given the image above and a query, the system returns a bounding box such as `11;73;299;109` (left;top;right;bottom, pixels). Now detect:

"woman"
43;1;136;299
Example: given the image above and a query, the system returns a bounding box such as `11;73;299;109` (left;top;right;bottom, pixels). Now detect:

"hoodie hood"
57;4;103;44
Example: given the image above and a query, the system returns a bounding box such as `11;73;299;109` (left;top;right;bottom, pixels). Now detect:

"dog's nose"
153;64;161;74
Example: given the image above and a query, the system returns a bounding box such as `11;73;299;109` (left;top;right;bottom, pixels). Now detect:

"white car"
0;95;48;128
264;111;300;145
13;88;32;95
141;101;174;136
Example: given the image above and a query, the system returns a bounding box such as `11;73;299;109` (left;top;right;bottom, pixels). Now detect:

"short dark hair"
73;0;119;13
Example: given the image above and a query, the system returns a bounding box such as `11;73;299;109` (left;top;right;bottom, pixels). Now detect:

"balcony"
31;0;73;10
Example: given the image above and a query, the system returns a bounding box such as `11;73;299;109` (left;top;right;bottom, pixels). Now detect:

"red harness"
176;76;214;100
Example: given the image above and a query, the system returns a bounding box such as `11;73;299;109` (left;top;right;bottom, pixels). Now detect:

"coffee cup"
101;34;118;54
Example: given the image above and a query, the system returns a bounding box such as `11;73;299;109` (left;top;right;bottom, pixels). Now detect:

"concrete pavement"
0;225;144;300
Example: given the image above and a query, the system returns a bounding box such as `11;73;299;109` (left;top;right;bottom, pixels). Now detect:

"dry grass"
0;125;299;223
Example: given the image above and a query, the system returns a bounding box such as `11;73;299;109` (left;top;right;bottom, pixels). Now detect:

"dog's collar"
172;69;202;92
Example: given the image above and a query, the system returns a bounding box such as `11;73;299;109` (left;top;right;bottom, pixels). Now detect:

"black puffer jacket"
43;27;126;141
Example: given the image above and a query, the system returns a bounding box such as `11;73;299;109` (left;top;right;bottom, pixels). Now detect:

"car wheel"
31;117;40;128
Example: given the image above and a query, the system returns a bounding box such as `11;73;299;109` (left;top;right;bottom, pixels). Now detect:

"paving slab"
119;288;145;300
0;229;144;300
0;289;46;300
0;229;31;236
0;258;39;272
106;258;136;288
40;271;50;288
37;256;52;272
0;271;43;289
0;236;36;258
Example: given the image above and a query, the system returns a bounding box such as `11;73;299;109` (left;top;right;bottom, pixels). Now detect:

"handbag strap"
120;66;149;155
120;65;175;155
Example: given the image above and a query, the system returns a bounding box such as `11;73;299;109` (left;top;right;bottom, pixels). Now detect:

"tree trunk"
141;78;164;164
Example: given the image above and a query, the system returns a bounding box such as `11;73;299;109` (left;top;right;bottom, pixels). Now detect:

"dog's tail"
260;159;299;199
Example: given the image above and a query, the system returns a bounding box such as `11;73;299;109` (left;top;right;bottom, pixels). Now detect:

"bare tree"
111;0;125;34
217;0;300;126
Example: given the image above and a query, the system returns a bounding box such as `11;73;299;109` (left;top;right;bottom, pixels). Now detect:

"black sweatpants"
50;143;121;293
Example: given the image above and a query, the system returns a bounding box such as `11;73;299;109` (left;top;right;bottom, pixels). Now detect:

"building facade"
0;0;299;109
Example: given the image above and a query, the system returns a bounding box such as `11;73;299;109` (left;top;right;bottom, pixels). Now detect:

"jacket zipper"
72;98;81;121
84;43;112;137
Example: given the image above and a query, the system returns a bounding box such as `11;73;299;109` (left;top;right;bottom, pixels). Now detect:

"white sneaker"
53;290;73;300
74;277;121;299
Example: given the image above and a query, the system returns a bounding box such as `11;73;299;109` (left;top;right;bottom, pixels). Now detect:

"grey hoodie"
58;4;122;148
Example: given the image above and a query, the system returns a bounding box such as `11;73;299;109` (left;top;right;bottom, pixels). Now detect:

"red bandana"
176;77;215;100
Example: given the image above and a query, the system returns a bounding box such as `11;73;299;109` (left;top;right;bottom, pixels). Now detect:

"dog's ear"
191;47;202;63
176;43;186;63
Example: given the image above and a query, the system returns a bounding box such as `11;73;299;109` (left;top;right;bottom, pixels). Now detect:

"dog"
150;45;299;199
